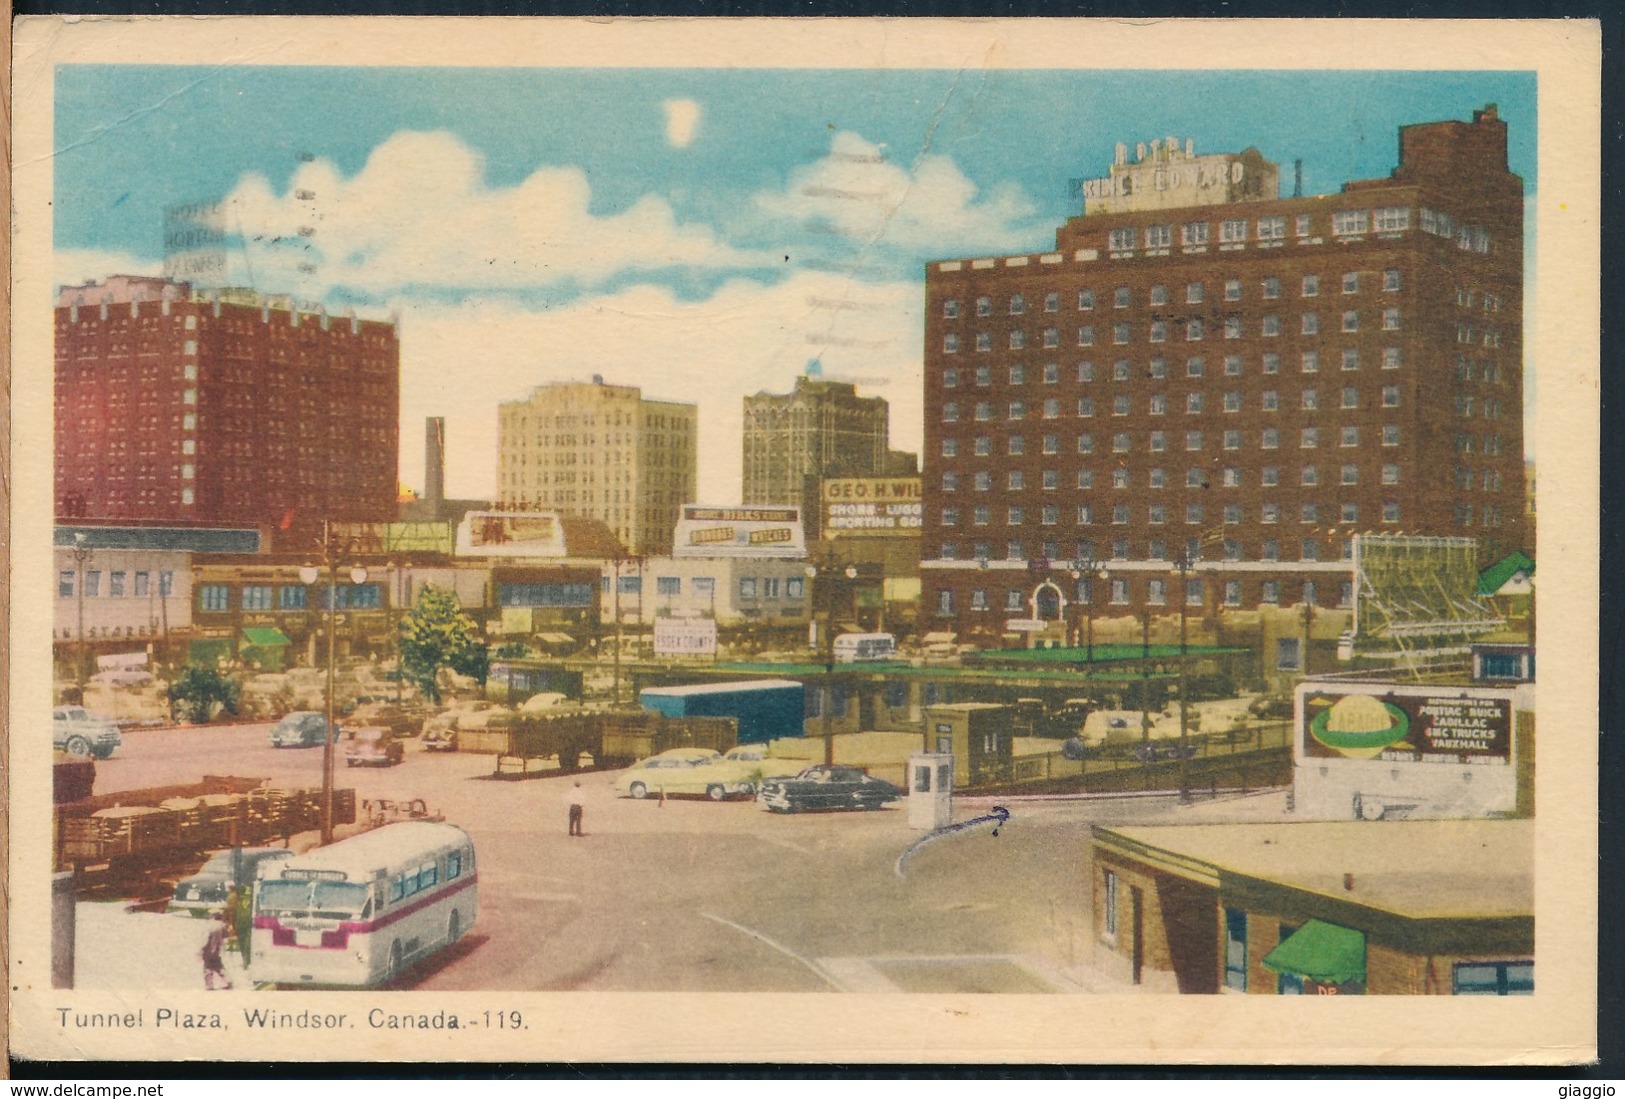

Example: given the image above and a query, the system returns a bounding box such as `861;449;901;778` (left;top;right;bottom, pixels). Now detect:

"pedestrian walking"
567;780;586;837
201;912;232;990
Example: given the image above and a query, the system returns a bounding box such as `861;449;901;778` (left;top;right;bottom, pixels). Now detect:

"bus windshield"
258;879;369;920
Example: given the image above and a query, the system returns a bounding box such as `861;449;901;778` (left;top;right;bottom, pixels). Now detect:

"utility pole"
1177;555;1193;805
71;533;92;691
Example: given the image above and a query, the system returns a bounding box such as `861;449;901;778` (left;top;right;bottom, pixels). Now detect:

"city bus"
833;632;897;664
251;822;477;988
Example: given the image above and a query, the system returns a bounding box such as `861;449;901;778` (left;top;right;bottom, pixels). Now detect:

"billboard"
821;477;922;536
654;617;718;656
671;505;805;558
455;511;567;557
1298;683;1512;765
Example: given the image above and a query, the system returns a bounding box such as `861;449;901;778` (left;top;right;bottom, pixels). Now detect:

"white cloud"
753;130;1043;256
394;269;924;505
664;99;701;149
218;130;769;300
54;248;159;290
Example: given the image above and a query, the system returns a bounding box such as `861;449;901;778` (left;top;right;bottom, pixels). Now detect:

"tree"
167;664;241;724
399;584;489;703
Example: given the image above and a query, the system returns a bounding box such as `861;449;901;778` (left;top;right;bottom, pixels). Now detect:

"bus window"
419;861;438;889
447;851;462;880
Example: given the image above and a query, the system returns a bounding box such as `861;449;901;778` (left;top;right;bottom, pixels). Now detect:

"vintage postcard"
7;17;1600;1065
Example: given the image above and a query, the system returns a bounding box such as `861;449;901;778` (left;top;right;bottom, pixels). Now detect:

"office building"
55;275;400;539
497;376;697;556
742;375;892;517
920;106;1525;627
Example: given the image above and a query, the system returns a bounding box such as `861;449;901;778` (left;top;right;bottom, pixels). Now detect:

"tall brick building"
497;377;696;556
920;106;1525;630
55;275;400;540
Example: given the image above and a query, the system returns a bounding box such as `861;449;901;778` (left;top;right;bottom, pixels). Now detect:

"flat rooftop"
1094;819;1532;920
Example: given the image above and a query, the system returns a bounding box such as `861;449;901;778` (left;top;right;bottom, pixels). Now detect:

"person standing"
201;912;232;990
567;780;585;837
234;883;255;968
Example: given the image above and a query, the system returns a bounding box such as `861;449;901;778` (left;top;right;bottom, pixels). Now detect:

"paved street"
77;723;1291;994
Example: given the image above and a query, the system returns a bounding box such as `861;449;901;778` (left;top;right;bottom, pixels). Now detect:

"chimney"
1294;159;1303;198
425;417;446;516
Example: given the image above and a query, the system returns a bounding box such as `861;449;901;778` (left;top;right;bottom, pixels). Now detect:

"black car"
168;847;295;917
756;765;902;813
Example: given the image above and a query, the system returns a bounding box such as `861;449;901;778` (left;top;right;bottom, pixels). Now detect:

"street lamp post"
389;559;412;706
1069;556;1105;678
71;533;93;691
1174;552;1196;805
805;548;857;768
300;520;368;846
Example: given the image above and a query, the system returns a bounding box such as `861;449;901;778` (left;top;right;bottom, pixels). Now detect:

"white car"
53;706;122;759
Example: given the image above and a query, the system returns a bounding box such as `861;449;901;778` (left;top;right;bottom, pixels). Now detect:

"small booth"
907;751;954;830
922;703;1013;787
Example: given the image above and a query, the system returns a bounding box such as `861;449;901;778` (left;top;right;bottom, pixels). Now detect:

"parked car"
715;745;815;792
52;705;122;759
756;765;902;813
168;847;295;917
345;727;405;767
347;699;436;738
1133;741;1199;763
419;700;499;752
614;748;727;799
269;711;338;748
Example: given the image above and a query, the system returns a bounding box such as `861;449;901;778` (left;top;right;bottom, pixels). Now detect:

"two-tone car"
52;706;123;759
269;711;338;748
169;847;295;917
756;765;902;813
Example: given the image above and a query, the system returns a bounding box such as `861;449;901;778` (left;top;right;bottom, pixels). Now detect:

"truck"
639;680;806;745
833;633;897;664
458;710;736;773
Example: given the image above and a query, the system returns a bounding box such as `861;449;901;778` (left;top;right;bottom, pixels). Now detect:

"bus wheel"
706;785;725;802
448;910;461;943
389;940;403;976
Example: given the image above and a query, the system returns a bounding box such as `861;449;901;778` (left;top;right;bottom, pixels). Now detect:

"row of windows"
942;385;1402;421
938;500;1401;529
942;349;1405;390
942;268;1406;321
936;576;1356;616
1101;207;1421;254
195;582;383;613
941;309;1401;352
940;424;1403;457
389;851;464;905
934;536;1362;565
943;462;1402;493
57;569;175;599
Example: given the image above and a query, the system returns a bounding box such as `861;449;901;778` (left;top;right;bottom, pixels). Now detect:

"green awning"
1262;920;1367;985
241;627;292;647
1476;551;1535;596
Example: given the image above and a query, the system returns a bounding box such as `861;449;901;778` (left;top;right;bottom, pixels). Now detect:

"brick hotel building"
55;275;400;540
920;106;1524;630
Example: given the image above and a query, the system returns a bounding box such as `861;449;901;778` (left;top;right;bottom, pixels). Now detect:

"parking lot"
76;722;1291;994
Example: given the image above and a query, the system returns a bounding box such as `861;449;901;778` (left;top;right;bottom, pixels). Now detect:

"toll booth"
907;751;954;830
922;703;1013;787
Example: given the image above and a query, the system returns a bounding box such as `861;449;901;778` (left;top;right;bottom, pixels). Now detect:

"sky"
53;67;1537;503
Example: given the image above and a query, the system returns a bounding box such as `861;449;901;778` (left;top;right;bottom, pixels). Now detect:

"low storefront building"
1089;820;1532;995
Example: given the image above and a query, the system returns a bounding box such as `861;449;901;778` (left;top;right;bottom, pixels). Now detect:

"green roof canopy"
1476;551;1535;596
241;627;292;648
1262;920;1367;985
